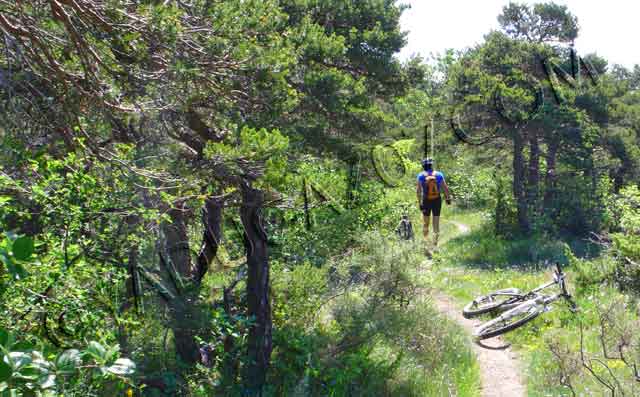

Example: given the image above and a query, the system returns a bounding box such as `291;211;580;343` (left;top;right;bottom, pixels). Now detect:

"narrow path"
431;219;526;397
432;293;526;397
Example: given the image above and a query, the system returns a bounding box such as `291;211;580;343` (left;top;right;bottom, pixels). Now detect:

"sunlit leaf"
55;349;81;374
7;352;31;370
85;341;106;362
38;373;56;389
106;358;136;376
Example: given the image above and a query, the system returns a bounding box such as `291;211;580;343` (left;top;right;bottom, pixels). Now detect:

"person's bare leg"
433;215;440;246
423;214;430;241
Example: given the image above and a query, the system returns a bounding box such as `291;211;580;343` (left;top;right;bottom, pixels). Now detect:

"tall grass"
279;230;482;396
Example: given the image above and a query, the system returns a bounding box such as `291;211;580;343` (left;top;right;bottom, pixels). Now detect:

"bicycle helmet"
421;158;434;171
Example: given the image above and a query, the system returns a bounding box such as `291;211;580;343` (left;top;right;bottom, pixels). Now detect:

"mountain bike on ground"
461;262;577;340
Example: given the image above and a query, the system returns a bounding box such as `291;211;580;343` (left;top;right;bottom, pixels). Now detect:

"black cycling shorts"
421;197;442;217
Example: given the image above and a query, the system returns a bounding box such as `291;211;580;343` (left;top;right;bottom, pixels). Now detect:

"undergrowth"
269;230;481;396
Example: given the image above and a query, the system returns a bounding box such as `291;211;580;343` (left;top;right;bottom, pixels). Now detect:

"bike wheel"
462;288;521;319
473;303;540;340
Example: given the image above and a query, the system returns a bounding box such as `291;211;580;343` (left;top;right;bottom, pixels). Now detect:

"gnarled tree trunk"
527;127;540;218
513;133;529;232
240;181;272;395
162;198;222;364
543;138;559;214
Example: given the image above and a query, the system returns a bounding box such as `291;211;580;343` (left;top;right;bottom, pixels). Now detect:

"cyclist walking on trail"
417;158;452;246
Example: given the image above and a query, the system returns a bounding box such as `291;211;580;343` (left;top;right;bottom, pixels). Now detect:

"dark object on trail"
396;214;414;240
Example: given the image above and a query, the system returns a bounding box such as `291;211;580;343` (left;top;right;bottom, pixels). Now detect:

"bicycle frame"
472;263;575;340
475;291;566;336
472;277;559;313
498;272;565;302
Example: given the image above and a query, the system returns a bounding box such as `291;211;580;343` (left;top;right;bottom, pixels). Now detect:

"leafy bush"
608;185;640;295
444;157;495;210
541;297;640;397
265;229;480;396
0;328;135;396
0;233;138;396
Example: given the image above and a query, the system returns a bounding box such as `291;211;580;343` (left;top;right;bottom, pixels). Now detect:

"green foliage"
547;170;613;235
443;154;496;211
205;126;290;188
563;185;640;295
271;261;327;329
0;328;135;396
606;186;640;295
0;235;32;281
498;2;578;43
267;231;480;396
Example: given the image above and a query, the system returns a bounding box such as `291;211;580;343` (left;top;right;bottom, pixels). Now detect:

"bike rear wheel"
473;303;540;340
462;288;522;319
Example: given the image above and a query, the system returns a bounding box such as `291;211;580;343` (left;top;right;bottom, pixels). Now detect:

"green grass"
425;209;640;396
356;206;483;396
375;302;481;397
264;180;485;396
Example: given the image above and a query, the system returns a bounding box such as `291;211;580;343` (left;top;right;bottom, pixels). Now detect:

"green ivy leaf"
105;344;120;364
55;349;81;375
1;250;28;280
15;366;41;381
38;373;56;389
85;341;106;362
0;386;19;397
12;237;34;261
7;352;31;371
0;329;9;348
11;341;34;352
0;358;11;383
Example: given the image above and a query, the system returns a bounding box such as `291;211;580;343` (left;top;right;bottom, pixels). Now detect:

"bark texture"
240;182;272;395
513;133;529;231
543;138;559;214
527;127;540;217
162;198;223;364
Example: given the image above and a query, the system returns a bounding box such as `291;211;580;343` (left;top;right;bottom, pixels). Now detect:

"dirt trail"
432;220;526;397
433;293;526;397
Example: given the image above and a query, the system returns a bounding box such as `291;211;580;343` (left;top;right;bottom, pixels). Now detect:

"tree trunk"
527;127;540;218
513;133;529;232
171;306;200;364
163;205;199;363
118;245;141;354
164;206;195;279
543;139;558;214
162;198;222;364
240;181;272;395
196;198;223;283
